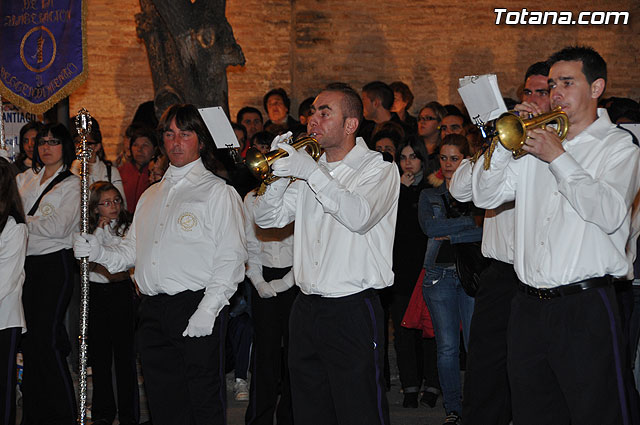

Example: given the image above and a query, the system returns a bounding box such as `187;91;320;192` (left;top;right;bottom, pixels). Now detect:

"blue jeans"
422;267;474;415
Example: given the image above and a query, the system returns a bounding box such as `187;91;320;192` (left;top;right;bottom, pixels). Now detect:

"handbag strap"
440;193;453;217
27;170;73;216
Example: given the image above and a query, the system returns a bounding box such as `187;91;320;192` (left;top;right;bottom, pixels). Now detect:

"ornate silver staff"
75;109;92;425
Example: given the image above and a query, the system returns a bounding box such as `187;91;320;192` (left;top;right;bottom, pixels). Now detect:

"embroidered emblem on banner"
0;1;88;113
40;202;54;216
178;212;198;231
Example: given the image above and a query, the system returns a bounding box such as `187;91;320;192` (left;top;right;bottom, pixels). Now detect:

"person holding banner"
16;123;79;425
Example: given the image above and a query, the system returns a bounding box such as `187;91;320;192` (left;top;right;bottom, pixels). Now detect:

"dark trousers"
21;250;77;425
0;327;20;425
288;289;390;425
462;259;519;425
246;266;296;425
226;280;253;381
386;291;431;393
137;290;228;425
508;285;632;425
615;281;640;425
88;280;139;424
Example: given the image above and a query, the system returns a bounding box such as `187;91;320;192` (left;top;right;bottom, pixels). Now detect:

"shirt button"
152;261;156;265
166;204;170;207
160;223;164;226
314;261;318;266
154;241;158;244
554;192;558;196
546;218;550;222
540;242;544;246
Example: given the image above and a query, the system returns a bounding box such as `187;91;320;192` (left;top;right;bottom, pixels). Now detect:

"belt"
518;276;612;300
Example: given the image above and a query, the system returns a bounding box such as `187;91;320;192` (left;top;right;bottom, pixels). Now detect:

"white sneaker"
234;378;249;401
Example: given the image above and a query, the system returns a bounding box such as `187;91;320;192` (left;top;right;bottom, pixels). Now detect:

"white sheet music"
458;74;508;125
198;106;240;149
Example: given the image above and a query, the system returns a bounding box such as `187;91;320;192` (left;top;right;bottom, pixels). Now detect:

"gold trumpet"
484;106;569;169
245;134;322;194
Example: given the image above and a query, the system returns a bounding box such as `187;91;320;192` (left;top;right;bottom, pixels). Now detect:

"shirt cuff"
491;142;513;164
307;165;333;194
198;290;229;317
548;151;581;183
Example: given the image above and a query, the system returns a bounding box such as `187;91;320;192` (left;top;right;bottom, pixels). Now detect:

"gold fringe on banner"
0;0;89;115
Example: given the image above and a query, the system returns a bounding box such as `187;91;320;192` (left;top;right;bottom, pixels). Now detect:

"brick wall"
69;0;639;157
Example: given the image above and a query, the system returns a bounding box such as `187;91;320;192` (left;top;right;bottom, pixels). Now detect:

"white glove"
270;131;293;151
254;279;277;298
182;307;216;337
272;142;318;180
269;270;295;293
73;232;104;261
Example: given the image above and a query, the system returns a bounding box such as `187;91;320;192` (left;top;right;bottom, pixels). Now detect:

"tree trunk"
135;0;245;118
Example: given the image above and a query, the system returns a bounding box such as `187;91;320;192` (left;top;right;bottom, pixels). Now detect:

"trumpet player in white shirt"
450;61;550;425
471;46;639;425
74;104;247;425
254;83;399;425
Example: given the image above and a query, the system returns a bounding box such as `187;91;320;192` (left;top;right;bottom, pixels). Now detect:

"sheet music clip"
471;115;489;140
225;143;241;164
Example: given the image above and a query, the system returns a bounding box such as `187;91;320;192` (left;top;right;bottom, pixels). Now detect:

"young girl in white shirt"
87;181;139;425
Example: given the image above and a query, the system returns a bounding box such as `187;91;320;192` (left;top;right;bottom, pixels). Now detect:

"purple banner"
0;0;87;113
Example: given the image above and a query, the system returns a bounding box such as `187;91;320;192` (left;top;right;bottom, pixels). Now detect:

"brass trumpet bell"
245;135;322;193
494;106;569;158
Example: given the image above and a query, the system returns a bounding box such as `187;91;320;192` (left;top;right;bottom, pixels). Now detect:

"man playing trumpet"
471;46;639;424
253;83;399;425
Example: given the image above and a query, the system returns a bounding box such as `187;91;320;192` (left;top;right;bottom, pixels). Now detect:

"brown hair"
88;181;131;236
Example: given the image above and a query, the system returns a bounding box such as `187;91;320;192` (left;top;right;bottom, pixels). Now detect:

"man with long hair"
75;104;247;425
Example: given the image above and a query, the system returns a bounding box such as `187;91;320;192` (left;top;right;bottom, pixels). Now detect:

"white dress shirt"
450;158;515;264
97;158;247;316
472;109;640;288
71;158;127;209
17;165;80;256
0;217;27;332
254;137;400;297
244;189;294;283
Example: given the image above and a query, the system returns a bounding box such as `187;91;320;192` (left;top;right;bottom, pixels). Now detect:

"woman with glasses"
16;123;79;424
418;134;483;425
417;102;447;181
86;181;139;425
70;116;127;210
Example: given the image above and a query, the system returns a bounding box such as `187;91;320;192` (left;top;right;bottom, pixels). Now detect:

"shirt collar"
163;158;204;185
569;108;612;144
320;137;370;170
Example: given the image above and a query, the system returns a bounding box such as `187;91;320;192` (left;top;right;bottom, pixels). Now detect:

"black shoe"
402;391;419;408
443;411;461;424
420;390;438;408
